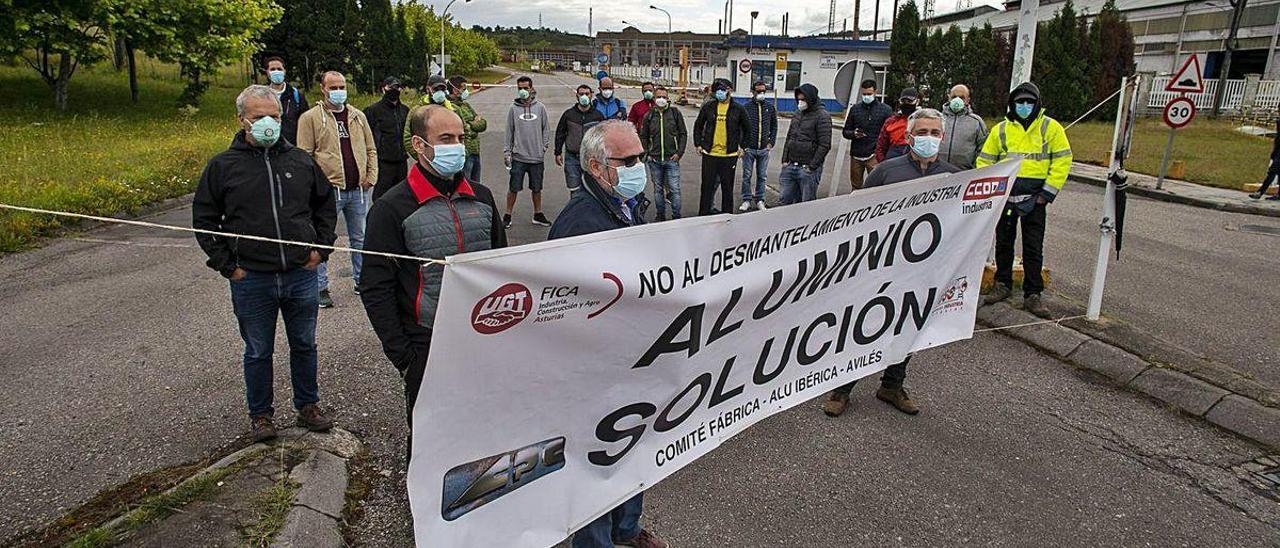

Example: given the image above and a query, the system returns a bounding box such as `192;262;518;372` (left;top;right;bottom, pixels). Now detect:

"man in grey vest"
360;105;507;429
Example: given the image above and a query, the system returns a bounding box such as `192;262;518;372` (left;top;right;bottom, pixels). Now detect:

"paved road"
1;69;1277;545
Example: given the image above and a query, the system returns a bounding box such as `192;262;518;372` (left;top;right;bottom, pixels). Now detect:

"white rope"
974;314;1088;334
0;202;446;265
1064;88;1123;131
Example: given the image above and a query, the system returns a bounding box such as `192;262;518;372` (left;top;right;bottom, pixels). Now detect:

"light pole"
440;0;471;79
749;11;758;52
649;5;672;83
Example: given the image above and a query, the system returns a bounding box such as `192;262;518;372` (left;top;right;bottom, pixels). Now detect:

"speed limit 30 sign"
1163;97;1196;129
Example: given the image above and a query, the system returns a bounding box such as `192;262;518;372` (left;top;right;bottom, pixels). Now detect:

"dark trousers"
572;494;644;548
699;154;737;215
995;201;1048;297
229;268;320;417
464;153;481;184
1259;160;1280;194
833;356;910;395
402;340;431;462
372;159;409;201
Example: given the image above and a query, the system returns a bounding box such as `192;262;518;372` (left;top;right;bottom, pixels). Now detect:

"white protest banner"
410;161;1020;546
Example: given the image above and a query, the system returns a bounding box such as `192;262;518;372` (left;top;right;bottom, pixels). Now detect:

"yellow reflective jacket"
975;113;1072;201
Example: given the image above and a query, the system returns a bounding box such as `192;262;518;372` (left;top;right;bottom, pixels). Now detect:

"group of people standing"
191;55;1072;548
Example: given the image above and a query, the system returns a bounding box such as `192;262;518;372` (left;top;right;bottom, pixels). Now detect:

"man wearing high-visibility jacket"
976;82;1071;316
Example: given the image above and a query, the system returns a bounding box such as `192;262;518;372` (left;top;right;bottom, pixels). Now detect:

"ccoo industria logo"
963;177;1008;201
471;283;533;334
441;436;566;520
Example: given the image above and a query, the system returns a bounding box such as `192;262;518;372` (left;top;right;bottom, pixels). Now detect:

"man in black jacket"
193;85;337;442
639;86;686;221
549;119;667;548
1250;116;1280;200
366;76;410;200
843;79;892;190
263;55;307;145
693;78;750;215
739;80;777;212
555;84;607;192
360;104;507;433
778;83;831;205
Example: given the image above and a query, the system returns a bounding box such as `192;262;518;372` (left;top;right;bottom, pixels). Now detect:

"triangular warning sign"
1166;55;1205;93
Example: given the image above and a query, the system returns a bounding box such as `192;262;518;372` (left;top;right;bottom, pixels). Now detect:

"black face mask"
900;101;917;115
384;88;401;103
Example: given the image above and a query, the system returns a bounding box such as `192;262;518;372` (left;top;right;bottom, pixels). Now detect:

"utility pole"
873;0;880;39
853;0;861;39
1212;0;1248;117
589;7;593;37
1009;0;1040;90
829;0;837;34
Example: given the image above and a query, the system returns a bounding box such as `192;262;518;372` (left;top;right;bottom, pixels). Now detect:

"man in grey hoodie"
504;75;552;228
938;84;987;170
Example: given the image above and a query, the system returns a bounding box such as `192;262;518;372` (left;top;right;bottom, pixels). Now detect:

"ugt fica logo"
471;283;533;334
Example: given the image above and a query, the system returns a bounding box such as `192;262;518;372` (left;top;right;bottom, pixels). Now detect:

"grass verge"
1063;118;1270;190
240;477;300;547
339;448;376;546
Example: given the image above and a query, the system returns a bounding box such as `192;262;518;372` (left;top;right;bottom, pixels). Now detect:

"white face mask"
655;97;669;108
601;89;614;99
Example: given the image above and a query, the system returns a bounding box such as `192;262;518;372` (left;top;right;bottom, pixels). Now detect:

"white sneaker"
757;200;769;210
738;201;752;212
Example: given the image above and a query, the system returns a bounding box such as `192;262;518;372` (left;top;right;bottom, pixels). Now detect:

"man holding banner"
824;108;960;418
549;119;667;548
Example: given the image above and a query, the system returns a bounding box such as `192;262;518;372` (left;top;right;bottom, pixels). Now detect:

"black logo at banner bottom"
442;436;566;520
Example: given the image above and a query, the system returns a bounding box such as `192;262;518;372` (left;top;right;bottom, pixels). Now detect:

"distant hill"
473;25;592;50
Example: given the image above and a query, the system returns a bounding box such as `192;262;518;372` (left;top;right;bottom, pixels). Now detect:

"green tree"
887;0;925;97
1034;0;1090;120
961;24;999;116
339;0;363;86
926;25;965;108
145;0;281;107
360;0;397;89
3;0;113;110
1094;0;1135;119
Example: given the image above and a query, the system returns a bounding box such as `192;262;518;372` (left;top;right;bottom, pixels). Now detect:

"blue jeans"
778;163;819;205
647;159;682;219
317;188;367;290
740;148;770;201
572;494;643;548
230;268;320;417
464;153;481;183
563;152;584;190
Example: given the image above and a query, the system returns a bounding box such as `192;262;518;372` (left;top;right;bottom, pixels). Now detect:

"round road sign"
738;58;752;73
596;53;609;65
1163;97;1196;129
595;70;608;81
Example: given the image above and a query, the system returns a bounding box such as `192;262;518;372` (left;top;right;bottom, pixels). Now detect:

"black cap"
381;76;402;88
427;74;447;89
899;87;919;100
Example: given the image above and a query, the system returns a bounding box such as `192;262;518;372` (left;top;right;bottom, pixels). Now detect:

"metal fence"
1148;76;1248;110
593;64;722;89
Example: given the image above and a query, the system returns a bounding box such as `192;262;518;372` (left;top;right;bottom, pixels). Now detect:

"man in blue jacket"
549;120;666;548
739;80;777;212
593;77;628;121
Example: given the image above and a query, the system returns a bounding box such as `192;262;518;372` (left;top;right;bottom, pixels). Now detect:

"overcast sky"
450;0;1004;37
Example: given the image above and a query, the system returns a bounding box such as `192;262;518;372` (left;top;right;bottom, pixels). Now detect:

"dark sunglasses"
607;154;643;168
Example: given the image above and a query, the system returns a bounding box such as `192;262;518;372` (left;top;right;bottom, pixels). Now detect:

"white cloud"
449;0;1002;36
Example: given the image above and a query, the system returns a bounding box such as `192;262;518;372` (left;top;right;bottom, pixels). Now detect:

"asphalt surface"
0;69;1277;545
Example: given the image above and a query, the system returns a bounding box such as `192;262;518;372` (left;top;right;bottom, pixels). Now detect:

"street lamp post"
649;5;672;83
749;11;758;53
440;0;471;79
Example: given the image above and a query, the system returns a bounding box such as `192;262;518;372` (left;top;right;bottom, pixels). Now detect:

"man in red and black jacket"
875;87;918;162
360;105;507;428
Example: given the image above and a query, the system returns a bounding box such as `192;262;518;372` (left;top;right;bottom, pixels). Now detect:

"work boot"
982;283;1012;306
1250;191;1264;199
876;387;920;415
318;289;334;309
297;403;334;432
822;391;850;417
1024;293;1050;317
616;529;669;548
250;415;277;442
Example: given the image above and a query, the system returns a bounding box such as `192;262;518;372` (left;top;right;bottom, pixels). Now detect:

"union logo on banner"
470;283;532;334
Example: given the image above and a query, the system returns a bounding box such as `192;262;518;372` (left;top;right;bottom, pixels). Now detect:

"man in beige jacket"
297;71;377;308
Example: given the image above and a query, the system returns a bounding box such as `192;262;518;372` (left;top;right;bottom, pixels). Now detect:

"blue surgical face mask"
911;135;941;158
949;97;966;113
1015;101;1035;119
248;116;281;147
268;70;285;85
461;89;471;100
328;89;347;105
611;162;648;199
432;90;447;104
420;139;467;176
714;89;728;101
861;94;875;104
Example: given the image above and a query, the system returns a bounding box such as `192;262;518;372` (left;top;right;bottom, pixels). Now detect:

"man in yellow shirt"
693;78;750;215
975;82;1072;316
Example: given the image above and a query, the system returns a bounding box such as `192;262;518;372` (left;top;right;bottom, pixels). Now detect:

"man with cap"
875;87;919;162
366;76;409;200
448;75;487;184
976;82;1072;316
693;78;750;215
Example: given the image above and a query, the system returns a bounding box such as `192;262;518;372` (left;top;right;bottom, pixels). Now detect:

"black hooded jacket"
193;131;337;277
782;83;832;167
1006;82;1044;130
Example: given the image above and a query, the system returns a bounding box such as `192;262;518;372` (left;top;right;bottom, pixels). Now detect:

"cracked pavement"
1;70;1277;545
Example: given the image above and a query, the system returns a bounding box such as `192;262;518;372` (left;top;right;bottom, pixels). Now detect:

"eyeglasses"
607;154;643;167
